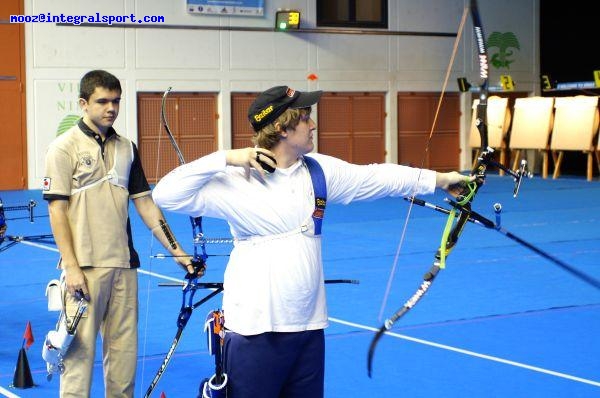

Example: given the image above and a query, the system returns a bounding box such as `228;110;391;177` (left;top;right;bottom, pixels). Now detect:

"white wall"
24;0;539;189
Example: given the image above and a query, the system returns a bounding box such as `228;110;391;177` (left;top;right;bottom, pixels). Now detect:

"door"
0;0;27;189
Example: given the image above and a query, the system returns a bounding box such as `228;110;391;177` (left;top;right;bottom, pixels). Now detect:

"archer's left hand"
435;171;476;196
174;253;205;278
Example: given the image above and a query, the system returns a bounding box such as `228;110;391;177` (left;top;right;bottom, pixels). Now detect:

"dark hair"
79;70;122;101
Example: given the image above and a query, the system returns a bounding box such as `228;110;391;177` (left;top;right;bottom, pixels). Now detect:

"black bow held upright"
367;0;531;377
143;87;222;398
159;87;209;275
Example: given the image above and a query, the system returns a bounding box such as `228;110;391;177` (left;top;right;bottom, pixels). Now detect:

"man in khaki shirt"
44;70;199;398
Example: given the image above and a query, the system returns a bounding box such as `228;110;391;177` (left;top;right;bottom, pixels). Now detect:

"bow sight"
475;147;532;198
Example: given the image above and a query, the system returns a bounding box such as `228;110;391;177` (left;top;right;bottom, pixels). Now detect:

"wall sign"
187;0;264;16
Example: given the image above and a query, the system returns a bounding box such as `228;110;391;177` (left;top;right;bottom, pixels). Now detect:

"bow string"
368;0;500;377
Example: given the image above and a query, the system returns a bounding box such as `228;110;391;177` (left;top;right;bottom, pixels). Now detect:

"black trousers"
223;329;325;398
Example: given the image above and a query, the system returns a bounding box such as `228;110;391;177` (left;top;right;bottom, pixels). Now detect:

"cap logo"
286;88;296;97
253;105;274;122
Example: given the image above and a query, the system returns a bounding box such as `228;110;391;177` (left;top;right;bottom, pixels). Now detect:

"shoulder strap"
304;156;327;235
70;139;134;195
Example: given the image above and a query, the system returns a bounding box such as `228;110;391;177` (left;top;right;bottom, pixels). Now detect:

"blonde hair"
252;108;311;149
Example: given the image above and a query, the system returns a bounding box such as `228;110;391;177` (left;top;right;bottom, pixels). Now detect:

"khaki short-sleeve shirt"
43;120;150;268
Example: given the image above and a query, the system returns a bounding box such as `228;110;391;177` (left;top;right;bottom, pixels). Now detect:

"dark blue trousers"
223;329;325;398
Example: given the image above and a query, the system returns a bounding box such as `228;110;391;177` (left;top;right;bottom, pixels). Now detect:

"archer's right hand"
63;263;90;301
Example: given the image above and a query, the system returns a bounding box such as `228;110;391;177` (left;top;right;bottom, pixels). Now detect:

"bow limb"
436;0;491;267
160;88;186;167
143;283;224;398
368;0;489;377
469;0;491;183
142;88;210;397
160;87;208;273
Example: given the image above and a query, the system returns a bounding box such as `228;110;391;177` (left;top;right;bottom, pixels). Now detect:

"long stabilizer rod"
406;197;600;290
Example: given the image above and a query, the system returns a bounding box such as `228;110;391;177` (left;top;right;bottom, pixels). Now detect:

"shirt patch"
42;177;51;191
79;152;94;168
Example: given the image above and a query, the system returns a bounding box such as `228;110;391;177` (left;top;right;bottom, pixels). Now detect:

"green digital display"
275;10;300;30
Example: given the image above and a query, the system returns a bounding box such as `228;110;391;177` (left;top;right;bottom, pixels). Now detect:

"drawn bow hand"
225;148;277;179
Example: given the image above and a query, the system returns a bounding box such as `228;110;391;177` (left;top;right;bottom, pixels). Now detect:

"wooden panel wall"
397;92;460;171
231;93;258;149
318;92;385;164
137;92;218;183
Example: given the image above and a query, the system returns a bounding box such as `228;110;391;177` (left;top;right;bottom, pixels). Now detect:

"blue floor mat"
1;175;599;397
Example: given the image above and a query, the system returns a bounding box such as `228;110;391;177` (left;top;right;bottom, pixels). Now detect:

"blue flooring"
1;174;599;397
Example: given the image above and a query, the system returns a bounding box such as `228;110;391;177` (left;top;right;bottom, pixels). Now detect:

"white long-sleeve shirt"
152;151;436;335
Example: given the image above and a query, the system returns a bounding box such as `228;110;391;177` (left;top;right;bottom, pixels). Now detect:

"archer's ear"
274;122;288;137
